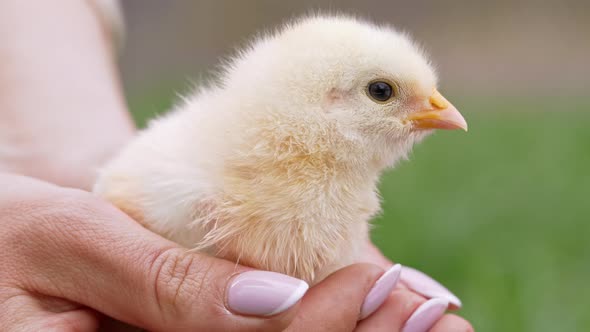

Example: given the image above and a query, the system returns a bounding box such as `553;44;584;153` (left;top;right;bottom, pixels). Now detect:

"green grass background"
129;90;590;331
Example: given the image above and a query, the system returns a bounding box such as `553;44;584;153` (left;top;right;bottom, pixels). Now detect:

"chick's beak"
406;90;468;131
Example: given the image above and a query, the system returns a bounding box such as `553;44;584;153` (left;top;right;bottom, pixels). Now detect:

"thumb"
3;179;306;332
110;248;307;332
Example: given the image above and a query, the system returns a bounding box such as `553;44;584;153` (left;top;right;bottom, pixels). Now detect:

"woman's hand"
0;173;472;332
0;173;305;331
0;2;473;330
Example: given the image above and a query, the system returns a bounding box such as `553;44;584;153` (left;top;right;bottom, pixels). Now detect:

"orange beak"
406;90;468;131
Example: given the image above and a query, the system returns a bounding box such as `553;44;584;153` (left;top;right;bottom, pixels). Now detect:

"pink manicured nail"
227;271;309;317
401;266;462;308
359;264;402;320
402;298;449;332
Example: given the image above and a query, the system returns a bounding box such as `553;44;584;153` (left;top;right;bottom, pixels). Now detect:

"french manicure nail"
359;263;402;320
402;298;449;332
400;266;462;308
227;271;309;317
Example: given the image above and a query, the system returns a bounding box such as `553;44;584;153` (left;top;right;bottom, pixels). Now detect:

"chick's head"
221;15;467;170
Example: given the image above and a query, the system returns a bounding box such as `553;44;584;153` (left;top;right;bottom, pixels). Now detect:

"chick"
94;15;467;285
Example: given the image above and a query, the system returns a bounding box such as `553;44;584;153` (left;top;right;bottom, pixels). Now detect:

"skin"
0;0;473;331
0;0;134;190
0;174;473;332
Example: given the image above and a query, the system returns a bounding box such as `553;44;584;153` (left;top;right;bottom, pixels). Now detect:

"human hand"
0;173;469;332
0;173;306;331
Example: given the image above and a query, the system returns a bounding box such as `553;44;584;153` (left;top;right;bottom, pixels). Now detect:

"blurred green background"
119;1;590;331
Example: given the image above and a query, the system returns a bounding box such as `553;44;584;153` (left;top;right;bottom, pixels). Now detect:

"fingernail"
227;270;309;317
359;263;402;320
400;266;462;308
402;298;449;332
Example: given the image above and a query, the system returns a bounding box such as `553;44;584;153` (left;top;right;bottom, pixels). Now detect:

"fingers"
356;246;469;332
359;264;402;319
354;294;400;332
356;288;459;332
400;266;462;309
402;298;449;332
356;289;473;332
0;174;305;332
285;263;388;332
362;242;462;310
356;289;426;332
1;174;471;332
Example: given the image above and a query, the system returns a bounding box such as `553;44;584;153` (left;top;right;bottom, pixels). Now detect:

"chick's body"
94;16;467;284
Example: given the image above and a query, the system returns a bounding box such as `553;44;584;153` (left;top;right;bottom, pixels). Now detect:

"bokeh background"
117;1;590;331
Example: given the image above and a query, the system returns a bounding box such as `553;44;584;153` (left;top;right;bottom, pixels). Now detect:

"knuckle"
149;248;220;322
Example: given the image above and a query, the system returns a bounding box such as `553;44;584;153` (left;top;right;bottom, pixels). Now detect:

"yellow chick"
94;15;467;285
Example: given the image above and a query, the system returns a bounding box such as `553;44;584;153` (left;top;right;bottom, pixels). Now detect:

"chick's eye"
367;81;394;102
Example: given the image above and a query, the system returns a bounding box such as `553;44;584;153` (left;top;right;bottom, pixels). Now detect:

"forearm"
0;0;133;190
